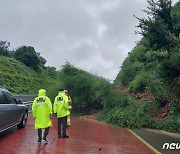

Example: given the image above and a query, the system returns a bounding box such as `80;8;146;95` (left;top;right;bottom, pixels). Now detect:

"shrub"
170;100;180;115
13;46;45;70
58;64;112;114
97;100;156;129
0;41;11;57
116;60;144;86
157;116;180;132
115;45;147;85
160;48;180;78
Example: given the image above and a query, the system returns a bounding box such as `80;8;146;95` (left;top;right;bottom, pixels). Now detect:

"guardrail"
14;94;36;102
14;94;36;112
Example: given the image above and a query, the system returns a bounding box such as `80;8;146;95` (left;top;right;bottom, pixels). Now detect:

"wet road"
0;114;154;154
133;129;180;154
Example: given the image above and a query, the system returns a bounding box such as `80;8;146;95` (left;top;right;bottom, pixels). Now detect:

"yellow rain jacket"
53;91;69;118
68;96;72;110
32;89;52;129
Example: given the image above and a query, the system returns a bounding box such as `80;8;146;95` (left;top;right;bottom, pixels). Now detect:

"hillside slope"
0;56;61;100
99;1;180;132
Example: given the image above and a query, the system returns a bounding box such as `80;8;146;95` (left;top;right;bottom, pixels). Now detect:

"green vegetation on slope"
0;56;61;102
57;63;112;115
54;63;157;130
57;63;157;129
112;0;180;132
0;0;179;132
0;41;60;101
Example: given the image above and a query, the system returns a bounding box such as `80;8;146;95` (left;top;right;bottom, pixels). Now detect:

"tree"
14;46;43;70
0;41;11;57
135;0;176;51
171;2;180;38
37;52;47;66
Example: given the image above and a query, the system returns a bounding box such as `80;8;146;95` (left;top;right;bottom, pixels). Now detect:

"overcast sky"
0;0;179;81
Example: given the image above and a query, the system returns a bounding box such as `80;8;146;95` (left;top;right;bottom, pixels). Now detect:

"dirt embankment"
80;85;170;121
114;85;170;121
79;112;98;120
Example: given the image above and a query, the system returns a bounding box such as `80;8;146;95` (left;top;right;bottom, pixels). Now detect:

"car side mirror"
17;100;23;104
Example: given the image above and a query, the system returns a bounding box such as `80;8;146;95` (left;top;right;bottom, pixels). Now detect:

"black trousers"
58;116;67;137
38;127;49;140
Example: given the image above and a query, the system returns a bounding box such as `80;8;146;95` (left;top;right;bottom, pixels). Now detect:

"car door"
0;90;13;131
4;91;23;124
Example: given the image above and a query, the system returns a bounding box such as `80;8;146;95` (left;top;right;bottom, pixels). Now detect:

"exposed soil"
153;104;170;121
114;85;170;120
115;85;154;103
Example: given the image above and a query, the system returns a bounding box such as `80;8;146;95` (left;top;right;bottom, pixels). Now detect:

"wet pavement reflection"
0;114;154;154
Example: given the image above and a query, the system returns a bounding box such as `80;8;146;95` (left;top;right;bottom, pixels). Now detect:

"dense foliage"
97;93;157;129
0;42;47;71
0;41;11;57
57;63;112;114
14;46;46;70
113;0;180;132
0;0;179;132
135;0;179;51
0;56;61;102
57;64;159;129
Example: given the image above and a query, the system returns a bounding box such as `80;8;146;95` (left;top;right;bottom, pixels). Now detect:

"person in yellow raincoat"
64;90;72;127
53;88;69;138
32;89;52;144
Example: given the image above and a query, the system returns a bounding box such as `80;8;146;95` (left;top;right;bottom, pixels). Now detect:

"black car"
0;87;28;133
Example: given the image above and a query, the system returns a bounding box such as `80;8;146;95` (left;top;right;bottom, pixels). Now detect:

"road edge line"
127;129;161;154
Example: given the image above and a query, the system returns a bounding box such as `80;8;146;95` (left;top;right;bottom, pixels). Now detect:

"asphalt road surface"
0;114;154;154
1;95;179;154
133;129;180;154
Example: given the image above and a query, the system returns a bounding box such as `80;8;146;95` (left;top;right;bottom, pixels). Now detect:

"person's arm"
53;97;57;114
32;98;37;118
68;96;72;106
68;96;72;109
63;95;69;110
46;97;52;115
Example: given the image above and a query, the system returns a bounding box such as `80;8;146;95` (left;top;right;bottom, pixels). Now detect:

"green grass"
0;56;61;102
